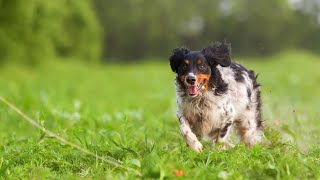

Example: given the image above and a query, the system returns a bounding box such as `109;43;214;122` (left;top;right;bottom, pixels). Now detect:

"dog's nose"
186;75;196;85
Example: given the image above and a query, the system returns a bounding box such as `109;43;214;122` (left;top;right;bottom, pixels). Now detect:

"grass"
0;51;320;179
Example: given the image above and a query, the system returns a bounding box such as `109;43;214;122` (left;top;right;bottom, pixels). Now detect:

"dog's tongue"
188;86;197;95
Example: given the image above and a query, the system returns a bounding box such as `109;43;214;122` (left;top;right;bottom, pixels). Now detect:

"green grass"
0;51;320;179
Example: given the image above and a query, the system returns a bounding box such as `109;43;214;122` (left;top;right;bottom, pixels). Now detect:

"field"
1;51;320;179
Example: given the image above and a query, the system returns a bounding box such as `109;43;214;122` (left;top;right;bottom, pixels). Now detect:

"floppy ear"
169;48;190;73
202;42;231;67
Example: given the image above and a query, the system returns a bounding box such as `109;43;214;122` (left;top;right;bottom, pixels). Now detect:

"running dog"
170;42;263;152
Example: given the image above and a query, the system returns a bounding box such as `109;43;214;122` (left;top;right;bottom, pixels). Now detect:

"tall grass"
0;51;319;179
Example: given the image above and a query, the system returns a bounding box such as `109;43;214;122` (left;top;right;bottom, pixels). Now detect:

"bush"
0;0;101;64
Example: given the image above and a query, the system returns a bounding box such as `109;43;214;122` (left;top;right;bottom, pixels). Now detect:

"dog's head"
169;42;231;97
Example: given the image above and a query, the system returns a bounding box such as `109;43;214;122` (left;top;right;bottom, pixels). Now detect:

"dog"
169;42;263;152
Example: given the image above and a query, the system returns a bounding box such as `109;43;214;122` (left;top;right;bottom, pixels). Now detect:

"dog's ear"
169;48;190;73
202;42;231;67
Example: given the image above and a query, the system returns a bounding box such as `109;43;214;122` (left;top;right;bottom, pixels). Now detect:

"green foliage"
93;0;320;60
1;0;320;62
0;0;101;64
0;52;320;178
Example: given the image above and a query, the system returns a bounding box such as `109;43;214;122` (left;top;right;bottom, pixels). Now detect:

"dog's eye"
182;64;188;70
199;64;205;70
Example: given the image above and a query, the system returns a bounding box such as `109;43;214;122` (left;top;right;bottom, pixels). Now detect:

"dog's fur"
169;42;263;152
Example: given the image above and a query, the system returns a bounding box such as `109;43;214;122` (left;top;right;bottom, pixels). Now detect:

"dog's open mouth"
187;81;204;96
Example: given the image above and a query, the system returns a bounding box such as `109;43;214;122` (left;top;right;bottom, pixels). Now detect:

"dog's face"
170;42;231;97
176;52;211;96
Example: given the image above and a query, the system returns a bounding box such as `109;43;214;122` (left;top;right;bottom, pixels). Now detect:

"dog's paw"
222;142;234;150
228;143;235;149
225;141;235;149
190;141;203;152
216;141;235;150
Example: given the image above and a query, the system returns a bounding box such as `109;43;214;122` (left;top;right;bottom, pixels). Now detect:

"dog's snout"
186;75;196;85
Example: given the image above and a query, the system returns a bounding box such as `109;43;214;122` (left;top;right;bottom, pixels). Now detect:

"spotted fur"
170;42;263;152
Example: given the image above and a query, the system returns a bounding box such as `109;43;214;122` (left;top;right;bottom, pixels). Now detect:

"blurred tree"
93;0;320;60
0;0;101;64
288;0;320;51
94;0;184;59
1;0;320;63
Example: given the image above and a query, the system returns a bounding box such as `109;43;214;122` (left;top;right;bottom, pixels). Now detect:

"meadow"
0;51;320;179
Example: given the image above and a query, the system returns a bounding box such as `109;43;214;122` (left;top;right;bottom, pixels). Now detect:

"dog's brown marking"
179;75;186;83
184;59;189;64
197;59;202;64
196;74;211;89
208;128;220;139
234;120;254;148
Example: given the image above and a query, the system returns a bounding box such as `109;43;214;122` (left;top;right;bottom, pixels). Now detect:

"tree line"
0;0;319;64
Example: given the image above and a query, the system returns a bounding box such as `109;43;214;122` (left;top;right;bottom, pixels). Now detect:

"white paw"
225;141;235;149
190;141;203;152
216;141;235;150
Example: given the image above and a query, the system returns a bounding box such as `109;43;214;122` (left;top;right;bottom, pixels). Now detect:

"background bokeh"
1;0;320;63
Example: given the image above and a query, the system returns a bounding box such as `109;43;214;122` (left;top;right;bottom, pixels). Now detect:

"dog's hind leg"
235;109;263;148
236;87;263;148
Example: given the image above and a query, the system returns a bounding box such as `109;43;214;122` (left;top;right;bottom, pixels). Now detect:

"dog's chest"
178;92;223;136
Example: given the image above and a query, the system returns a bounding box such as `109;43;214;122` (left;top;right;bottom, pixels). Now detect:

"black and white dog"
170;42;263;152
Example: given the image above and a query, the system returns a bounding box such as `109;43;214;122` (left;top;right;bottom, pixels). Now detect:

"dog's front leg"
217;122;234;150
178;116;203;152
217;102;235;150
